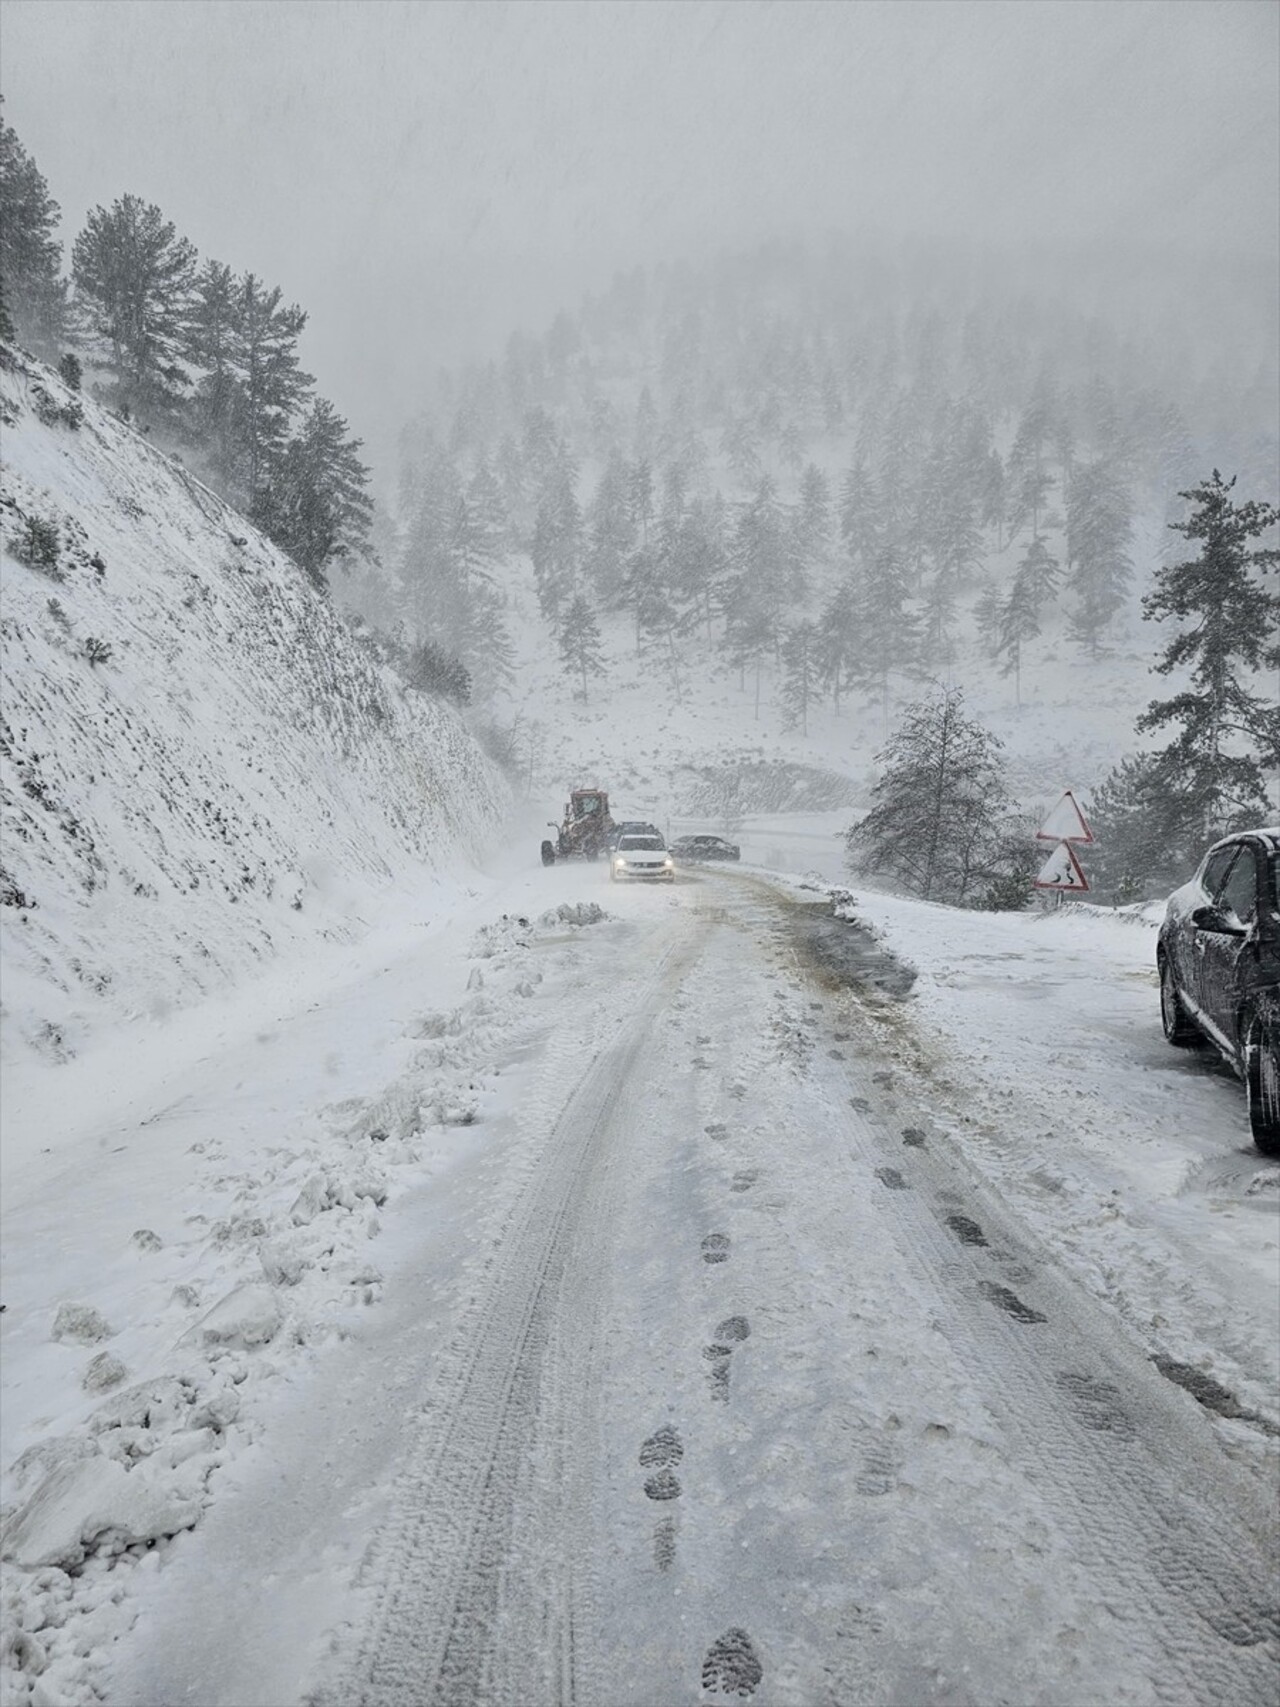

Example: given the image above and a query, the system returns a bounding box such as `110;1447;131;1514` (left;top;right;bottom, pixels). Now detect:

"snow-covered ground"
3;849;1277;1706
1;350;503;1066
2;352;1277;1706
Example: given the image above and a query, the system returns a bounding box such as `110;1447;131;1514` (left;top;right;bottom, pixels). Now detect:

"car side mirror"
1191;905;1246;937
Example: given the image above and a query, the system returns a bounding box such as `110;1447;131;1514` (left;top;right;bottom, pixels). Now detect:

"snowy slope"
0;349;507;1065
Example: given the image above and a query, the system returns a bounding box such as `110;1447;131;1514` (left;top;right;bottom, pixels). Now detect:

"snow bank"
0;348;507;1064
1;879;612;1707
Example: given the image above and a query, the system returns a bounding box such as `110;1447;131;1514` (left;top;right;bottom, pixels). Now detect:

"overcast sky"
2;0;1276;478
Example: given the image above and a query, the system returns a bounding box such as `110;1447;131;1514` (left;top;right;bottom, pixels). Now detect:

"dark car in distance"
1157;827;1280;1154
670;834;741;863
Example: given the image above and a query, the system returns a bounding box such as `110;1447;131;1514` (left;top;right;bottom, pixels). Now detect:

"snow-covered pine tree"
723;475;789;705
237;274;312;514
1014;533;1061;611
531;466;583;634
558;592;604;702
72;194;196;420
972;577;1004;660
185;259;241;484
838;462;881;570
848;542;918;731
0;105;66;359
585;451;636;607
817;575;860;715
1005;375;1056;541
795;463;833;586
996;566;1041;706
1136;470;1280;841
845;687;1012;906
779;620;821;735
258;396;372;590
1066;457;1132;654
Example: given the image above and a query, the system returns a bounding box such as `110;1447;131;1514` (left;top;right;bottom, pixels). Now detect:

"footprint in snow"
730;1170;758;1193
849;1097;871;1113
874;1166;908;1191
855;1437;900;1496
901;1127;927;1147
702;1232;731;1264
705;1122;729;1141
702;1628;763;1697
703;1317;750;1402
640;1424;684;1470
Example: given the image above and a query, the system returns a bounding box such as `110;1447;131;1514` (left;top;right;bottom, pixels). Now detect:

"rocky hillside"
0;349;506;1062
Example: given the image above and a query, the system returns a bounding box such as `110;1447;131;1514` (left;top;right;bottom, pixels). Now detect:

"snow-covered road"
4;860;1278;1706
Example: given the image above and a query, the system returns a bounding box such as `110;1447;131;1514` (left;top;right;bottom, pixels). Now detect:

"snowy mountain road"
42;867;1280;1707
309;875;1275;1705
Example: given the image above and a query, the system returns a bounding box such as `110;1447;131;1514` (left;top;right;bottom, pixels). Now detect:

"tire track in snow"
747;879;1280;1705
310;917;707;1707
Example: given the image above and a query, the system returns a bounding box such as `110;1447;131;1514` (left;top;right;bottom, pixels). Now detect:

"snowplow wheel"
541;840;556;867
586;843;600;862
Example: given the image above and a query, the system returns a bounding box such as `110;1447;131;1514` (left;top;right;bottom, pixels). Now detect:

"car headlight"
664;857;674;867
614;857;626;868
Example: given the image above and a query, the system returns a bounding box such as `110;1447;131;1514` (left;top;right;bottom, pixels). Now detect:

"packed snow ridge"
0;348;507;1063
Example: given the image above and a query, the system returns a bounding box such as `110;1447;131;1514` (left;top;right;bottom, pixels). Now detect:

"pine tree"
849;543;918;730
410;638;471;705
845;688;1013;905
972;577;1004;659
585;450;635;605
72;194;196;418
1067;458;1132;653
1005;376;1056;541
1136;471;1280;841
1086;751;1199;903
558;592;604;701
1015;533;1061;611
237;273;312;511
185;259;241;481
258;397;373;590
780;620;821;734
838;462;881;569
401;449;466;647
530;467;583;632
0;104;66;358
794;462;832;592
997;568;1041;706
724;475;789;709
817;574;860;714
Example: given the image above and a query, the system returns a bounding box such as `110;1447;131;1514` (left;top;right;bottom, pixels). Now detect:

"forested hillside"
356;242;1277;896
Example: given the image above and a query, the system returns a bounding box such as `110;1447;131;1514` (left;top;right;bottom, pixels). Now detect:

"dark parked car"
1157;827;1279;1154
670;834;741;863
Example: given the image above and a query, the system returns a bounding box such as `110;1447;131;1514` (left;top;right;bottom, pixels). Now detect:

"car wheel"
1159;956;1200;1047
1243;1010;1280;1157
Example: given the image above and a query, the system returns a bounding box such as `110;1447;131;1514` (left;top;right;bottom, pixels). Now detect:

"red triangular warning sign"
1036;790;1095;844
1034;841;1090;892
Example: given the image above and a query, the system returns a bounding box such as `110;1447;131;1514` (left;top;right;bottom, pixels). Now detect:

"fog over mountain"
2;0;1276;484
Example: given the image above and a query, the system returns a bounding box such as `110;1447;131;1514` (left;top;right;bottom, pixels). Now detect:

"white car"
610;833;675;882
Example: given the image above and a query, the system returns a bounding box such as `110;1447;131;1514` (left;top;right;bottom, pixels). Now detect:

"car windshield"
620;836;664;851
